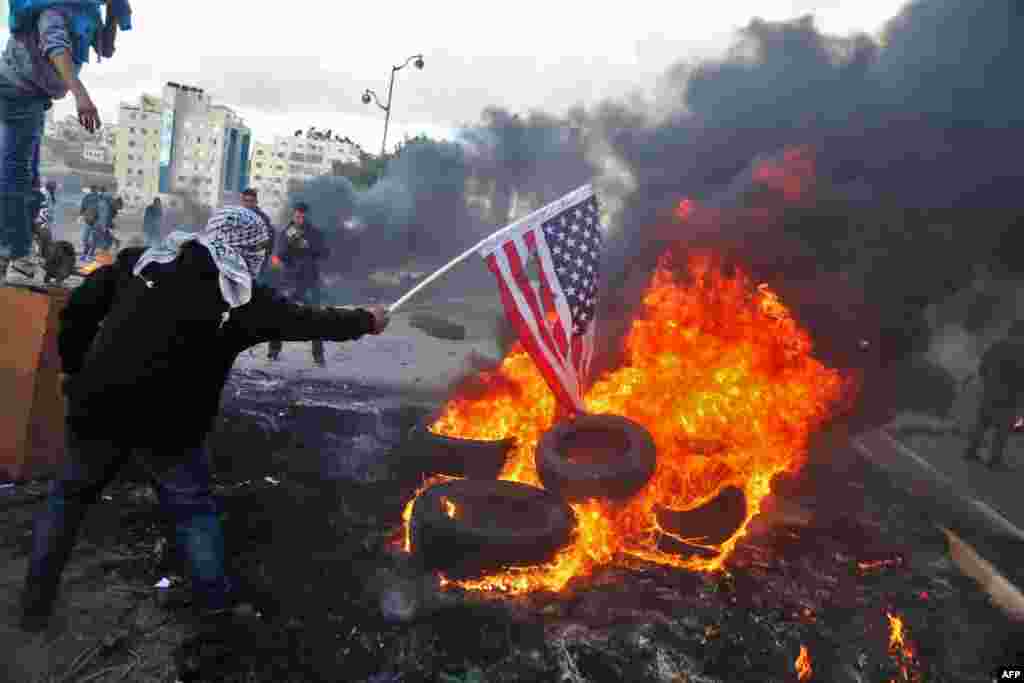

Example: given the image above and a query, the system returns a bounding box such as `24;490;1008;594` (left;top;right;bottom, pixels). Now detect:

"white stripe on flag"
492;232;582;406
531;226;574;359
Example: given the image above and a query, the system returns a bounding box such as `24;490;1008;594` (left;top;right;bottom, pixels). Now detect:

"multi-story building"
114;83;252;212
248;134;360;221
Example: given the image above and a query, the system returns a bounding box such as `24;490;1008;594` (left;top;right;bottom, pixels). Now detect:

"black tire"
656;485;747;546
536;414;657;502
410;479;575;577
404;415;515;479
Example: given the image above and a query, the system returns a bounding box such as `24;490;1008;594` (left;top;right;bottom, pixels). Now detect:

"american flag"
478;185;602;413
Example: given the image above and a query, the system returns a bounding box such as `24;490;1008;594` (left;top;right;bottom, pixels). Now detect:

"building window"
130;113;137;120
128;141;136;147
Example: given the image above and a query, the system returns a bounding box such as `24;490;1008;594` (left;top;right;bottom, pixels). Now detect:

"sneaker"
268;353;279;362
8;256;37;282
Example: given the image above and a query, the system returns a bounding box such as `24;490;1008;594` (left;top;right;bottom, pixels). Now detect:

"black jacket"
980;336;1024;404
274;222;330;288
59;243;375;448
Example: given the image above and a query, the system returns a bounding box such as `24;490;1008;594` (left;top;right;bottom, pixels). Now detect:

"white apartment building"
248;134;360;221
114;83;252;212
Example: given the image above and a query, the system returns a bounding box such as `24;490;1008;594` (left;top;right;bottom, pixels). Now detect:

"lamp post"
362;54;424;157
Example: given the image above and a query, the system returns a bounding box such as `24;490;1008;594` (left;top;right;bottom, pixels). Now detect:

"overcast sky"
3;1;908;152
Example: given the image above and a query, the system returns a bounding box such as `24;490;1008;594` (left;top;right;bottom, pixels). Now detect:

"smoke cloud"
284;0;1022;374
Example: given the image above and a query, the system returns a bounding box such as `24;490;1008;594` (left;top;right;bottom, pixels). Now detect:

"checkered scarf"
132;206;270;308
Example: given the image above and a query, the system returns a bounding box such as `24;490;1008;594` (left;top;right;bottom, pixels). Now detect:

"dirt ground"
3;276;1022;681
2;390;1023;683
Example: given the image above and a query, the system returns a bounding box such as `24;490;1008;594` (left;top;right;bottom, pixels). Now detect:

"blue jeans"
24;434;233;613
268;282;324;358
0;92;46;260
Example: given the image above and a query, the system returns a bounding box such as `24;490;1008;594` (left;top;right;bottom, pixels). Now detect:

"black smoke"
591;0;1024;375
286;110;594;302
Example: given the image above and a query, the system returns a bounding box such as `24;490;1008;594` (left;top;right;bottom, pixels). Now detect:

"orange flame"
77;249;115;276
752;145;816;201
886;612;922;682
440;496;458;519
675;198;696;221
403;251;849;594
857;557;903;574
795;645;813;681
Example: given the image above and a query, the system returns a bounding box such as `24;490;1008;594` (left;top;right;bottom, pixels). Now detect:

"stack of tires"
406;412;747;577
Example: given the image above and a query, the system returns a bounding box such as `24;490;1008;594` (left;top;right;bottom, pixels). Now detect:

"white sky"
2;1;909;152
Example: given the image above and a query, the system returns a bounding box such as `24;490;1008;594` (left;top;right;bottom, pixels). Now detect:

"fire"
674;198;696;221
440;496;458;519
77;249;115;276
1014;416;1023;431
857;557;903;574
886;612;922;682
795;645;813;681
406;251;849;594
752;145;816;201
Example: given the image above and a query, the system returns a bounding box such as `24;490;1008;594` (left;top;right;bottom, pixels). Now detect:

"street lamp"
362;53;424;157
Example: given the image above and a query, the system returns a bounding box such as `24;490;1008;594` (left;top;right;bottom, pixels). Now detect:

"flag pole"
387;238;488;315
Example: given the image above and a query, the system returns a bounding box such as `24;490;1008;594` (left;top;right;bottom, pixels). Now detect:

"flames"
886;612;922;682
795;645;813;681
401;251;849;594
76;250;115;276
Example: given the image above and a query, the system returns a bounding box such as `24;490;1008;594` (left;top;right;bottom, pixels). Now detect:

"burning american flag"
478;184;602;413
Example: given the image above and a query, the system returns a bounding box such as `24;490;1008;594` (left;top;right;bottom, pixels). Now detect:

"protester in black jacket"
268;202;332;365
20;206;389;632
965;320;1024;469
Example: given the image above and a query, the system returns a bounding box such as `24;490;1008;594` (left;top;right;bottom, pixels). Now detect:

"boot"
312;340;325;367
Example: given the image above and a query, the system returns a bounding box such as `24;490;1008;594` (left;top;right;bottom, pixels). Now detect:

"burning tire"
405;416;515;479
656;485;747;546
536;414;657;502
410;479;575;577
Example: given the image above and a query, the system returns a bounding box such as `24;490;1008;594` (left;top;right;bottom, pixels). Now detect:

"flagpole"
387;238;489;315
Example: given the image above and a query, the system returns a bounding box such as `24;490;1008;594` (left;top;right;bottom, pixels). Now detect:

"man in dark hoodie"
20;206;389;632
964;320;1024;469
268;201;331;366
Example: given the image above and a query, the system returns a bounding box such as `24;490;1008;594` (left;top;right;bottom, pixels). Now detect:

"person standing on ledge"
19;206;389;633
0;0;132;283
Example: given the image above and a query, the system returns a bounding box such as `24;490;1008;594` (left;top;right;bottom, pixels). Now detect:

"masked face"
203;207;271;277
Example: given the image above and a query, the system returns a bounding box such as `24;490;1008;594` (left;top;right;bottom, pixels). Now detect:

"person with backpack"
18;206;390;632
0;0;132;283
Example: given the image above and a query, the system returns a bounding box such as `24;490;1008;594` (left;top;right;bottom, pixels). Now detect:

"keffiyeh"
132;206;270;308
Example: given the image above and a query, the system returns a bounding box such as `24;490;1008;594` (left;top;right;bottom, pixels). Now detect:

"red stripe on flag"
571;334;583;378
486;253;578;411
502;240;564;365
524;231;569;359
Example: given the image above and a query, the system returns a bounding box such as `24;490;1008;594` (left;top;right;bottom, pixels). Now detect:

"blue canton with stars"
541;194;602;335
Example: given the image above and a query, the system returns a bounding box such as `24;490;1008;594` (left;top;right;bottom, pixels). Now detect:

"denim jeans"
268;282;324;359
0;88;47;260
24;433;233;614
